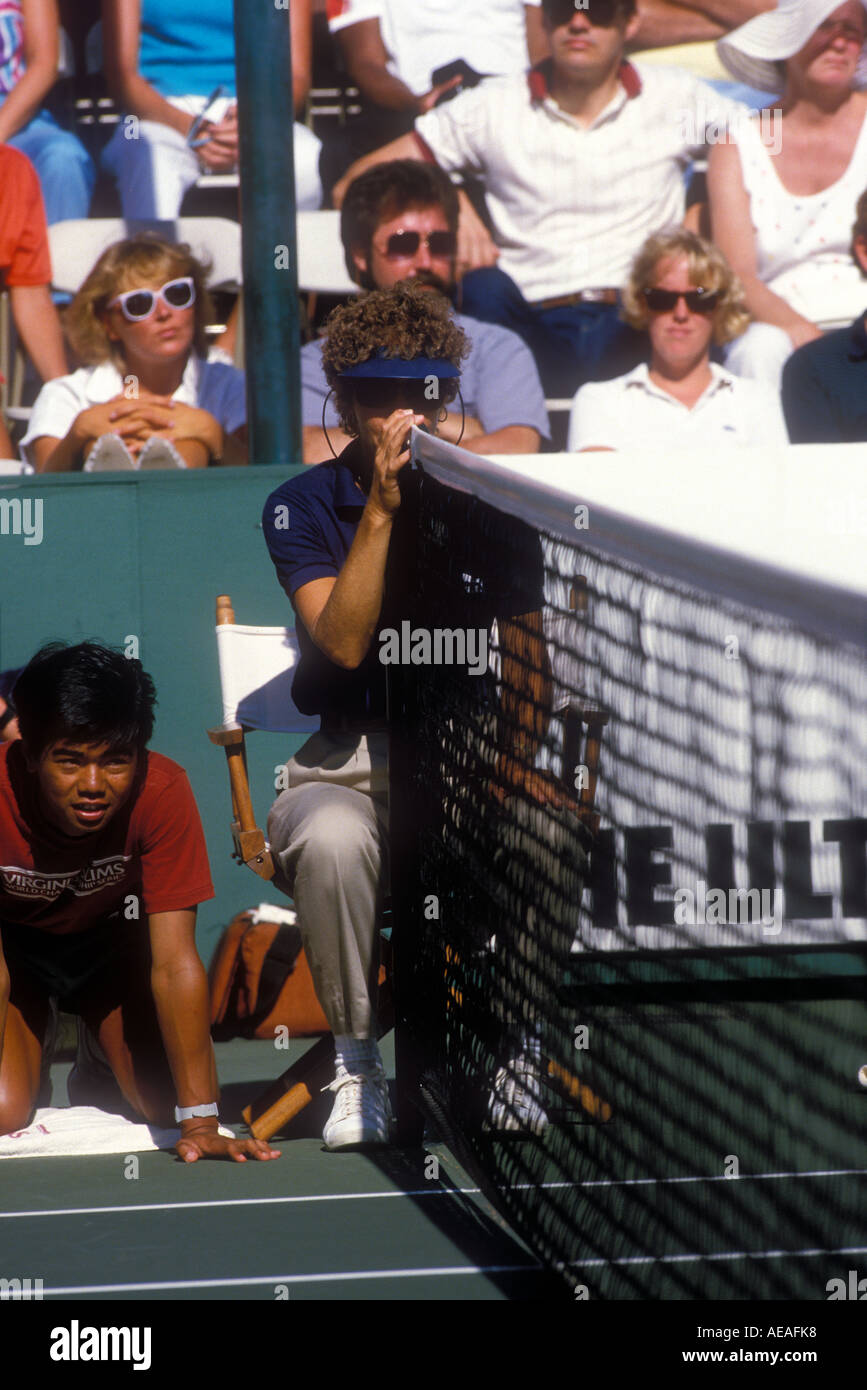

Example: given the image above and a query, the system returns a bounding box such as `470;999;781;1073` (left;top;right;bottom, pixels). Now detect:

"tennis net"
387;430;867;1299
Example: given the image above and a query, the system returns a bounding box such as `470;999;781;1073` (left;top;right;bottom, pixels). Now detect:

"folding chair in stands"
207;595;394;1141
296;209;358;337
49;217;242;297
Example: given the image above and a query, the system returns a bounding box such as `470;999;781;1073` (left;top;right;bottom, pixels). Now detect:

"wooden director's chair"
207;595;394;1140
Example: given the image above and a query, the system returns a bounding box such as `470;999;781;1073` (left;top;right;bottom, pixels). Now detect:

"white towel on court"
0;1107;234;1159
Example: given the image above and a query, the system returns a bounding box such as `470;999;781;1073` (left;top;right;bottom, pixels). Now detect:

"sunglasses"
544;0;630;29
108;277;196;322
350;378;443;410
642;286;720;314
374;230;456;261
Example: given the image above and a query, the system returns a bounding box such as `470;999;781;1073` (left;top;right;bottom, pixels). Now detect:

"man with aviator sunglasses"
334;0;744;398
301;160;549;463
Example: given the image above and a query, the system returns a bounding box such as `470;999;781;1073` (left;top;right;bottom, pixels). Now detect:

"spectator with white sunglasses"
22;234;247;472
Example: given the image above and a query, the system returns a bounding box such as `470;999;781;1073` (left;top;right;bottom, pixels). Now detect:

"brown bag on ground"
208;905;329;1041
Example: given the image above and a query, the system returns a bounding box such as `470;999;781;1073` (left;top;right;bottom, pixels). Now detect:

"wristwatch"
174;1102;219;1122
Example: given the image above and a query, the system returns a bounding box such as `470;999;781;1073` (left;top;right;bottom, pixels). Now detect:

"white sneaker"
137;436;187;469
83;433;135;471
487;1054;549;1136
322;1065;393;1150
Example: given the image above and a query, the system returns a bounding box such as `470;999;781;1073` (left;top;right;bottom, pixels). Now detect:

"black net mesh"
388;441;867;1299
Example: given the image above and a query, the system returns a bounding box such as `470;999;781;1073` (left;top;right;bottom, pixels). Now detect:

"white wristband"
175;1102;219;1122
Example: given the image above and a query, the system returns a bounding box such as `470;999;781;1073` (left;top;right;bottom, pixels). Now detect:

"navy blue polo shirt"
782;315;867;444
262;441;382;719
262;441;545;721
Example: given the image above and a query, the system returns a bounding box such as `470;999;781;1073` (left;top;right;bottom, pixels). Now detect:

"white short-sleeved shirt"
567;362;789;451
415;61;742;303
328;0;539;96
21;355;247;465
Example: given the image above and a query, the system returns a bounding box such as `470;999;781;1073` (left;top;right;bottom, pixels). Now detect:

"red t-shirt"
0;146;51;288
0;743;214;934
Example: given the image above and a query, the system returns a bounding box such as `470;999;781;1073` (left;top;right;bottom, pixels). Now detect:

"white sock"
334;1035;383;1075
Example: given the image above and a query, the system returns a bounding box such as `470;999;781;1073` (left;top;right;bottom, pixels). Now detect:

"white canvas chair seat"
209;596;319;879
215;622;319;735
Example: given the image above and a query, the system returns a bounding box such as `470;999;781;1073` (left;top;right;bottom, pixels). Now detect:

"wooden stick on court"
545;1058;612;1122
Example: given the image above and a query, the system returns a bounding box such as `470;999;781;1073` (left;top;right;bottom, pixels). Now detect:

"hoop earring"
455;387;466;446
321;389;339;459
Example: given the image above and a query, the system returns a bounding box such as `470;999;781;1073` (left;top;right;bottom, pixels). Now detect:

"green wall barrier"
0;464;307;963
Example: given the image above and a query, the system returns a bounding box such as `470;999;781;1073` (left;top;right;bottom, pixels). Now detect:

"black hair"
340;160;460;287
12;642;157;757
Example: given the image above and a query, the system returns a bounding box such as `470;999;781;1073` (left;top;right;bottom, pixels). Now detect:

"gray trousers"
267;732;389;1039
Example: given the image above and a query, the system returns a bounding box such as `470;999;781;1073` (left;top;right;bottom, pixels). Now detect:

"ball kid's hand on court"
175;1124;280;1163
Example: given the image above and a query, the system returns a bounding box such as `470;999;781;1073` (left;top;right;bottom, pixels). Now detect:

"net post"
233;0;302;466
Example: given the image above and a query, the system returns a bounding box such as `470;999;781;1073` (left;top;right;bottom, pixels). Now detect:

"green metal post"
233;0;302;466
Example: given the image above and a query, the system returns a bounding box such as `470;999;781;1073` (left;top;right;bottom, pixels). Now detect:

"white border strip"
410;430;867;649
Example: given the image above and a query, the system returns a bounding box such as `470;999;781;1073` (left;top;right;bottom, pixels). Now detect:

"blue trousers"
6;109;95;223
458;265;646;398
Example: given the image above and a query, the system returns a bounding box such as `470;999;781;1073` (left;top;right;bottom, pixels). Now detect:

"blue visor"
337;351;460;380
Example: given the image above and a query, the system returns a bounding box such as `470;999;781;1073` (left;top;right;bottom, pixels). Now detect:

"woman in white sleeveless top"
708;0;867;385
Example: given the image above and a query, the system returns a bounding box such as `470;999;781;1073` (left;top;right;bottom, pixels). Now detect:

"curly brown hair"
321;282;469;435
65;233;215;368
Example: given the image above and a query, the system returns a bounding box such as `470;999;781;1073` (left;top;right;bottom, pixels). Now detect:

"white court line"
542;1166;867;1191
36;1244;867;1297
0;1188;472;1220
569;1244;867;1270
39;1264;543;1297
2;1165;867;1221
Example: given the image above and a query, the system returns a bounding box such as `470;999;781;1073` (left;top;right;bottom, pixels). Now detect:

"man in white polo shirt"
325;0;546;192
334;0;743;397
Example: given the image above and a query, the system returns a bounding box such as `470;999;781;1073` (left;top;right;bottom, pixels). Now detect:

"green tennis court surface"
0;1035;560;1303
2;1000;864;1303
